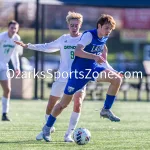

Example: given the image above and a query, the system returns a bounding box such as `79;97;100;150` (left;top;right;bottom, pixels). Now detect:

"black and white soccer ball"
73;128;91;145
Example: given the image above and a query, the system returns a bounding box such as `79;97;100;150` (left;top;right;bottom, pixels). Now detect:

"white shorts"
0;70;9;81
50;81;86;97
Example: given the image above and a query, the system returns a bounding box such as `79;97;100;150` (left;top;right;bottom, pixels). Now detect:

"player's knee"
74;91;86;101
58;102;69;110
4;87;11;95
113;76;122;86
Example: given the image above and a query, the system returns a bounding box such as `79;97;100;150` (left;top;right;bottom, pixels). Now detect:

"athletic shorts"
50;81;86;97
64;66;105;95
0;70;9;81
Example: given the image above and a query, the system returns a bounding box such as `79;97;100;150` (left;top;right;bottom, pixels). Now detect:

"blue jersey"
72;29;108;70
64;29;108;95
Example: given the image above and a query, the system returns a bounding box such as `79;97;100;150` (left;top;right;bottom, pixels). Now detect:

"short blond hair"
66;11;83;24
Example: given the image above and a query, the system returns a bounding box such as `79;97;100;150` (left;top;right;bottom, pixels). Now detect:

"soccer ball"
73;128;91;145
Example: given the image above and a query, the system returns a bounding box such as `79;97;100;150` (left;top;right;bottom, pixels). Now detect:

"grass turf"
0;100;150;150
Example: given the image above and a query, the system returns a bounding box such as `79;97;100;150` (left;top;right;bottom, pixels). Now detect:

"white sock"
2;96;10;114
65;111;80;136
45;114;49;122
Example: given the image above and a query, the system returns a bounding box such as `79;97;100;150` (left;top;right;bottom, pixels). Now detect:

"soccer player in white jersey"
0;20;21;121
15;12;117;142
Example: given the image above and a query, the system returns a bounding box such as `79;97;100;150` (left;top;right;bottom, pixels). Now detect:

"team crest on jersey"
64;40;67;43
68;86;75;93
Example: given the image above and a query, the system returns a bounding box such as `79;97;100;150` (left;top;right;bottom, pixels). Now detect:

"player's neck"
97;30;103;38
70;33;81;37
8;32;13;38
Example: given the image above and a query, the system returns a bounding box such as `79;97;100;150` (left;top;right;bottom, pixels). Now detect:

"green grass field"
0;100;150;150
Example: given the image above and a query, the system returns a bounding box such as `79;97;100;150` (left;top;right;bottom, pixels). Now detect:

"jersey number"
70;51;74;59
4;48;10;54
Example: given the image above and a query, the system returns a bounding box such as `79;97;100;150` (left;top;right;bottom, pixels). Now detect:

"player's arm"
101;44;117;71
101;44;108;60
10;49;20;75
14;36;63;53
101;45;124;77
75;32;105;64
75;44;96;59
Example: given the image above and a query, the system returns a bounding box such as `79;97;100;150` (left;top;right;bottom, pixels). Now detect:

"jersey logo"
91;45;104;53
64;40;67;43
64;45;76;49
67;86;75;93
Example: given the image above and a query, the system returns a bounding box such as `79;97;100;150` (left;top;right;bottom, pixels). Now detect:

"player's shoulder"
61;34;75;42
83;29;96;35
61;34;70;39
0;31;7;38
55;34;69;42
81;30;93;39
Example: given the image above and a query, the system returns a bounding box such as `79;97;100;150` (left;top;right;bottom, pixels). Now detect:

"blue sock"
46;114;56;127
104;94;116;109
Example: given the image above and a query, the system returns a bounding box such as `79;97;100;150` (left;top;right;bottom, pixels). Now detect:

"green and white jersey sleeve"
0;32;20;71
27;35;63;52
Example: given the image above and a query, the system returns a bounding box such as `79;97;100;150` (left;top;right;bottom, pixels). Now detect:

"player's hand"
15;69;21;76
94;55;106;64
14;41;28;48
117;72;124;78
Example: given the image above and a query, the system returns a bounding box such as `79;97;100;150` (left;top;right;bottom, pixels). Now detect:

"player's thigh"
64;77;89;95
50;81;66;97
0;69;9;81
97;69;121;83
0;70;11;92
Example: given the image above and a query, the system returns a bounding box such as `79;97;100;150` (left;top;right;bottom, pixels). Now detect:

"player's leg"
64;87;86;142
0;70;11;121
36;82;65;140
36;95;59;140
42;77;89;142
97;69;122;121
46;95;59;117
42;94;73;142
45;82;66;117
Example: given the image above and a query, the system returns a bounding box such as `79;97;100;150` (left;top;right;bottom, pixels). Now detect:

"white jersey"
0;31;21;71
28;34;81;82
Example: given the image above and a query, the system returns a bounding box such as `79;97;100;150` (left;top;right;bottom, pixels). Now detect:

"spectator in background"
0;20;21;121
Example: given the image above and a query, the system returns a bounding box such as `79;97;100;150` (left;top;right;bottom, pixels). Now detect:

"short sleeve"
78;32;92;47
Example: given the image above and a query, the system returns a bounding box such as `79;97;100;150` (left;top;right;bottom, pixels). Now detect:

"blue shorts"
64;66;105;95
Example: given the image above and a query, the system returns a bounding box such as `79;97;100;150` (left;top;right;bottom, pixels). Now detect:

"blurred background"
0;0;150;101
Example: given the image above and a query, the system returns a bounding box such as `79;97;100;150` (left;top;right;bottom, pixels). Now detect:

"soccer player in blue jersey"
42;14;122;142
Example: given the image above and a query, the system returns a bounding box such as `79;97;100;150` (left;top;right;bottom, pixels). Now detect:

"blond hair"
97;14;116;30
66;11;83;24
